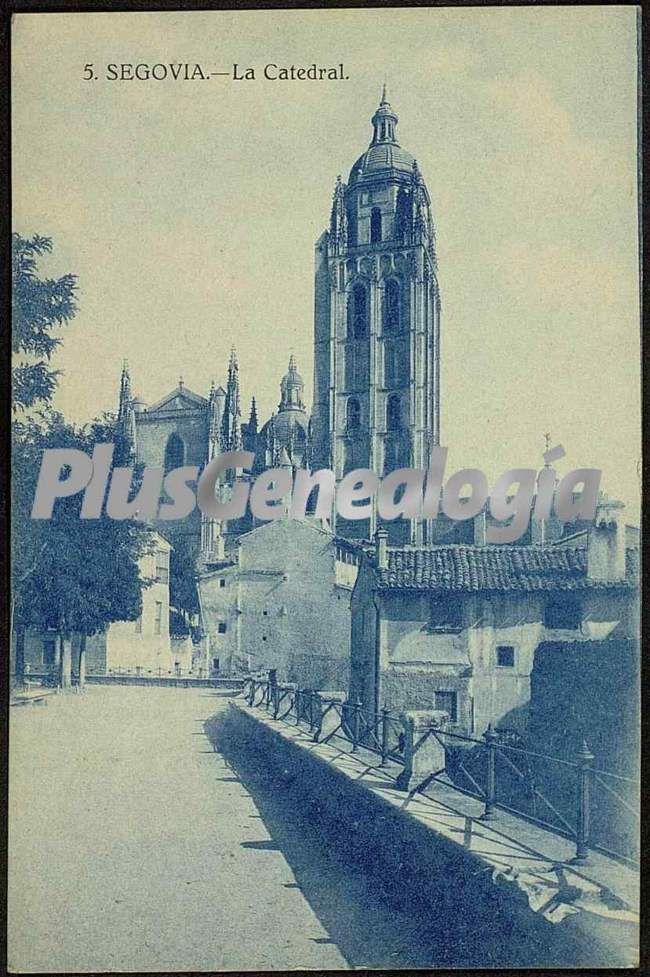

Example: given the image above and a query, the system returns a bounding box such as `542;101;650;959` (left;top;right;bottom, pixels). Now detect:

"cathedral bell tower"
311;88;441;543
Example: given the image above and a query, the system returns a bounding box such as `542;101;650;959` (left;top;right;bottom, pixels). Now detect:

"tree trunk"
14;623;26;688
59;632;72;689
78;635;87;692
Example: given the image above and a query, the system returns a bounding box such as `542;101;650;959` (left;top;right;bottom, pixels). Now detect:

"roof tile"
374;545;638;592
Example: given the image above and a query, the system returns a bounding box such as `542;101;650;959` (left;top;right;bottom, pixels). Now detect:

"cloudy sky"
12;7;640;515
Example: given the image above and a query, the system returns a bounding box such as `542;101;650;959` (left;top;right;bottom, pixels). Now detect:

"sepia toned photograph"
8;5;641;972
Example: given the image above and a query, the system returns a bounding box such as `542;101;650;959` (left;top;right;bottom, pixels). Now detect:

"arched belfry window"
370;208;382;245
347;283;368;339
387;394;401;431
164;433;185;472
346;397;361;430
384;279;401;333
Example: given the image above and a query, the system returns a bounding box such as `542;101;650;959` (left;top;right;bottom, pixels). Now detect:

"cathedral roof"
146;385;208;414
260;409;309;441
349;142;416;185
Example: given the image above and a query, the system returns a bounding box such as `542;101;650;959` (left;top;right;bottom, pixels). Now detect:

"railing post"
351;698;362;752
247;679;256;706
312;691;347;743
267;669;277;713
272;683;280;719
480;724;498;821
380;707;390;766
308;692;316;732
395;710;449;792
571;740;594;864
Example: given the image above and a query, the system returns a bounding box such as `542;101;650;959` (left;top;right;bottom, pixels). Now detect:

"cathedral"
117;349;311;561
117;87;440;555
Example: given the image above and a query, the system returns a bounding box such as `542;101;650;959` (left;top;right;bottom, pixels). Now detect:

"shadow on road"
202;706;498;970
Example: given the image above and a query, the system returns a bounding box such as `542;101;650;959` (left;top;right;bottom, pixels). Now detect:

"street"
9;685;448;972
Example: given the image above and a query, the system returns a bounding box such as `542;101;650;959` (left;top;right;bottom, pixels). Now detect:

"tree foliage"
12;412;155;637
12;233;77;411
169;533;200;629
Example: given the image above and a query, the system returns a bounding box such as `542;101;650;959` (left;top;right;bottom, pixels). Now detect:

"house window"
155;551;169;584
212;657;220;671
263;610;268;616
370;207;382;244
217;622;227;634
43;640;56;666
496;645;515;668
154;601;163;635
219;578;226;588
435;690;458;723
135;614;143;634
427;596;463;631
544;598;582;630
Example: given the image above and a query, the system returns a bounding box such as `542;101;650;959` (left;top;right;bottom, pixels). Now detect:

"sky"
12;7;640;516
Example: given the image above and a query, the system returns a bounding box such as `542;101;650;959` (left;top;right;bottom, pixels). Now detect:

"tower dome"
279;354;305;412
348;86;416;186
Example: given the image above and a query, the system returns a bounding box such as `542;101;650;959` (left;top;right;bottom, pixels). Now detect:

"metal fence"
243;677;639;868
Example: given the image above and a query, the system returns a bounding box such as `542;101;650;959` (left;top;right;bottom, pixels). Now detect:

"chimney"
473;510;487;546
587;499;626;583
375;528;389;569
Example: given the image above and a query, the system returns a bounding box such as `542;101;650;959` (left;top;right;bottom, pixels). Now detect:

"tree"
12;413;154;688
12;233;77;412
169;533;200;637
11;233;153;689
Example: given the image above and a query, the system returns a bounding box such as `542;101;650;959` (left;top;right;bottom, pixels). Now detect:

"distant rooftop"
374;545;639;592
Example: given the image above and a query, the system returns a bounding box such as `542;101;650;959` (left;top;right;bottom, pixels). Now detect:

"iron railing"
242;677;639;868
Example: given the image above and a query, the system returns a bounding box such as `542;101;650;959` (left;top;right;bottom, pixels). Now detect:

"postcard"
9;6;640;972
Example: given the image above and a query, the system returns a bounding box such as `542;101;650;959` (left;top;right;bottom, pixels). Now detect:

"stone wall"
199;519;353;688
226;701;637;968
528;638;640;861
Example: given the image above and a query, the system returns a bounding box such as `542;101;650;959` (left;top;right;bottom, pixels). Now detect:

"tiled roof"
375;545;638;592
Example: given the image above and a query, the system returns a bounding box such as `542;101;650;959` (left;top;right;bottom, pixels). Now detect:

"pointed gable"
146;385;209;414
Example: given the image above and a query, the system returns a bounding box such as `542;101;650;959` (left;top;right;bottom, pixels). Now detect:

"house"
349;500;639;736
22;532;178;680
197;518;361;689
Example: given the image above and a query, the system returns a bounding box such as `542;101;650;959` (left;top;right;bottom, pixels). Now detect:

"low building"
350;501;639;736
197;518;360;689
23;532;175;679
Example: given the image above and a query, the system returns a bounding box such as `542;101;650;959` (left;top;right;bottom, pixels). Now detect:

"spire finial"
178;374;184;389
371;85;398;145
